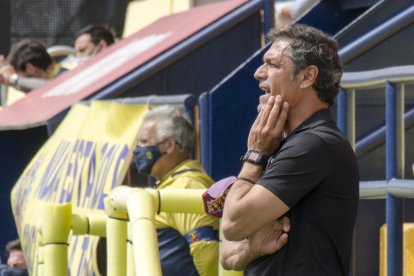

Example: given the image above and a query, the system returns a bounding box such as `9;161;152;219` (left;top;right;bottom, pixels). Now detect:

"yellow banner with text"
10;100;149;275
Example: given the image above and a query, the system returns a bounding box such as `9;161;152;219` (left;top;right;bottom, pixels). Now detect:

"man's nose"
254;64;266;80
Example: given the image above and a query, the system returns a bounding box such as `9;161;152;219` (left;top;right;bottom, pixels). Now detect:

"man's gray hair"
143;105;194;152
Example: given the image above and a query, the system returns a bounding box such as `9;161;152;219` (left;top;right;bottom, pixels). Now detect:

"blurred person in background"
275;0;320;26
0;239;28;276
60;24;116;69
74;24;115;56
275;0;378;27
0;39;68;93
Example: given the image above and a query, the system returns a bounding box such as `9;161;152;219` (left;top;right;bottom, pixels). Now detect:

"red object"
202;176;237;218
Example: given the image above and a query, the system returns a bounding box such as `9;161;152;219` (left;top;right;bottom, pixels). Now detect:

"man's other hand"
248;216;290;257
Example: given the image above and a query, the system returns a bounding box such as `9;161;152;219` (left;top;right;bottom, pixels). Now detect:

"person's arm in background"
0;64;47;92
0;56;10;90
220;216;290;271
11;76;47;92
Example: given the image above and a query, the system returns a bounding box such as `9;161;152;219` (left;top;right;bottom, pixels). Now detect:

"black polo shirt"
246;108;359;276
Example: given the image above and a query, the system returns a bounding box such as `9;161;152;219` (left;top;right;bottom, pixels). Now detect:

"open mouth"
259;85;271;94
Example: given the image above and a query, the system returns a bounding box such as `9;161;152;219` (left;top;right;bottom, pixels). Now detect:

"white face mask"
62;44;103;68
73;55;91;65
60;55;90;68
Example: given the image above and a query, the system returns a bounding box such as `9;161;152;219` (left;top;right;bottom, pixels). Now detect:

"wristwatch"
9;73;19;86
241;150;269;167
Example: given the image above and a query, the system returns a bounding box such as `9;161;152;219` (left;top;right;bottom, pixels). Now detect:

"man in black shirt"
220;24;359;275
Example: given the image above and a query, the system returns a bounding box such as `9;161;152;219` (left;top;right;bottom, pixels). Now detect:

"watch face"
249;151;261;161
243;150;268;166
10;74;18;85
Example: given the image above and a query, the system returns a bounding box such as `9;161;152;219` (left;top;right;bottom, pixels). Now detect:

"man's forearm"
221;163;264;240
14;76;47;92
220;239;255;271
221;217;290;271
224;162;263;214
237;161;263;183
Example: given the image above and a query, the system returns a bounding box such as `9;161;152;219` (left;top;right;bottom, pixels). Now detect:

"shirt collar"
287;108;335;138
156;159;194;187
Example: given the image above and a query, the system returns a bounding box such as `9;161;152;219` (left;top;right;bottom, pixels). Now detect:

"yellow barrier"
72;212;107;237
127;223;135;276
105;186;162;276
106;186;241;276
157;188;205;214
35;207;107;275
36;187;245;275
128;189;161;276
105;193;129;276
34;219;44;276
41;203;72;276
380;223;414;276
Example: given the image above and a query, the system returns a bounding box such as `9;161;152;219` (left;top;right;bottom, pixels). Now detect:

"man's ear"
163;138;177;154
300;65;318;89
25;63;39;76
99;40;109;50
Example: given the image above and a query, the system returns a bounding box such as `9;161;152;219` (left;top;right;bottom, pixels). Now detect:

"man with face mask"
60;25;115;69
132;105;218;276
72;24;115;66
0;39;68;93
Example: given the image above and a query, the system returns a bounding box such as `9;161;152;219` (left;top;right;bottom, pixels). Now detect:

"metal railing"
338;65;414;276
34;187;239;276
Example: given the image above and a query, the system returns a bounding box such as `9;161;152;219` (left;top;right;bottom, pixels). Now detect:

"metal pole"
337;88;357;275
347;90;356;147
386;81;403;276
397;84;405;179
337;89;347;135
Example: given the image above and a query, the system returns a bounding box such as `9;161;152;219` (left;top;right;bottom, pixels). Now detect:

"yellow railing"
35;187;242;276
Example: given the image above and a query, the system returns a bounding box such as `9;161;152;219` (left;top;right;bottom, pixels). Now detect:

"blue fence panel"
199;47;265;180
339;66;414;275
